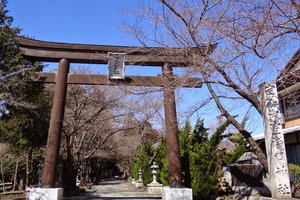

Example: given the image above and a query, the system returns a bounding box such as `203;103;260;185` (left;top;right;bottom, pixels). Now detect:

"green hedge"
289;164;300;189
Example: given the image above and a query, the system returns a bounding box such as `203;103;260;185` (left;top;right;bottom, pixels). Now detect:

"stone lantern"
138;168;143;182
135;168;143;188
150;162;159;183
147;162;162;194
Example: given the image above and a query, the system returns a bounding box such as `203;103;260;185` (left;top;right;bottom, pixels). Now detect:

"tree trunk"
204;80;269;172
80;161;87;185
182;151;191;188
1;162;5;192
19;178;24;191
62;159;77;191
62;136;77;191
13;159;19;191
127;159;132;178
26;147;33;187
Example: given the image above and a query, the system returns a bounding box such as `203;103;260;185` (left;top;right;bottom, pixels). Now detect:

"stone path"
64;180;162;200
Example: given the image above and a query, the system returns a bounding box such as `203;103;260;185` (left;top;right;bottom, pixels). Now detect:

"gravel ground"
64;180;162;200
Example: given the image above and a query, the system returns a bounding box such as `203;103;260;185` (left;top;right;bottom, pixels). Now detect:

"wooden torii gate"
16;36;216;188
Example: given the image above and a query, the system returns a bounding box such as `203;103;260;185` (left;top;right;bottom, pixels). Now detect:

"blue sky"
8;0;140;45
7;1;270;134
7;1;161;75
7;1;214;129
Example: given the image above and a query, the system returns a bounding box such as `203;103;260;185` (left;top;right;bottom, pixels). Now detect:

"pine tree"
0;0;44;116
155;138;168;186
131;144;152;184
224;132;248;164
0;0;51;186
179;121;192;188
155;118;247;199
173;119;231;199
188;119;228;200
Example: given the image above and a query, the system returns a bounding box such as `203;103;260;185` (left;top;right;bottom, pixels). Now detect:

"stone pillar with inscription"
261;82;291;199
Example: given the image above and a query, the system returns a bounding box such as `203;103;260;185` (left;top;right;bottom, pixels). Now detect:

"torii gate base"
26;188;63;200
162;188;192;200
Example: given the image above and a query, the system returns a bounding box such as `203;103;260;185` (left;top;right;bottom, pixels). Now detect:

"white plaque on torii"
108;52;125;80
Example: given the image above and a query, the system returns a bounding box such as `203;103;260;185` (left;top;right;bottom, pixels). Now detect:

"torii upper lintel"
16;36;216;66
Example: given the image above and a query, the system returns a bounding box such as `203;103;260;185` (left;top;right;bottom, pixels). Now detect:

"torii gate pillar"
162;63;182;187
41;59;70;188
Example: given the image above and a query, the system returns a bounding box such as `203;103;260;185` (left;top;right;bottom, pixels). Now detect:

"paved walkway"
64;180;162;200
